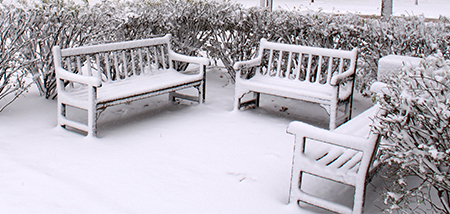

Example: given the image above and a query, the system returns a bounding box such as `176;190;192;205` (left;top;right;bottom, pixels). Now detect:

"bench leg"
169;92;176;102
329;102;337;130
87;87;98;137
201;65;206;103
58;102;66;129
254;92;260;107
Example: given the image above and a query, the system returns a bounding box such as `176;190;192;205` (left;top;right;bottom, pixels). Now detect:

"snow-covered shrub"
373;53;450;213
0;4;34;112
19;0;128;99
3;0;449;99
121;0;217;71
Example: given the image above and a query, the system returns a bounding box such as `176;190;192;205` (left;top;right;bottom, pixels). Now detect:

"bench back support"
255;39;357;86
55;34;174;83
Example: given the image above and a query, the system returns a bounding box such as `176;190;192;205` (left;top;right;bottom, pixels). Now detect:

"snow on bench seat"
234;39;358;130
60;69;201;106
53;34;209;137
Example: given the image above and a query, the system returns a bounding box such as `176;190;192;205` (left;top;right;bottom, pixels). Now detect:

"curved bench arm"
168;50;210;66
330;48;358;86
55;67;102;87
233;56;262;70
53;46;102;87
330;69;355;86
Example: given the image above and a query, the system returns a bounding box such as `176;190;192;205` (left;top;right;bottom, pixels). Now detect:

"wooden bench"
233;39;358;130
52;34;209;137
287;104;383;214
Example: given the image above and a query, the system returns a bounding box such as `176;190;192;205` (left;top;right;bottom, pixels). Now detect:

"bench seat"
237;75;353;105
60;69;202;107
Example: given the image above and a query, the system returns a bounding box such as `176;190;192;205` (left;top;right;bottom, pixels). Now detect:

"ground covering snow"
1;68;383;213
237;0;450;19
2;0;448;213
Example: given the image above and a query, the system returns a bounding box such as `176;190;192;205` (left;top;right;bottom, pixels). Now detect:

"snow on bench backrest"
256;39;358;86
58;34;172;83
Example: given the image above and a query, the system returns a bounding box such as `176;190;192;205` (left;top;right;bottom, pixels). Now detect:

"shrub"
0;4;34;112
1;0;449;103
373;52;450;213
20;0;128;99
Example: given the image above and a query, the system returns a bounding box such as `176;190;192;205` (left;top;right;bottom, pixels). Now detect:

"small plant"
373;52;450;213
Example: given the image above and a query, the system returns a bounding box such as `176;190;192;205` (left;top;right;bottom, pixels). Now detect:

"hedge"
1;0;449;101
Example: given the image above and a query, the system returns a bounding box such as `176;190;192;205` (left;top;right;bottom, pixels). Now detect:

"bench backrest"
256;39;358;86
56;34;173;83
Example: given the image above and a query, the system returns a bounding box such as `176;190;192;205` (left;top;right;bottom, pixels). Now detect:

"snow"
1;68;386;213
236;0;450;19
377;55;422;82
3;0;448;213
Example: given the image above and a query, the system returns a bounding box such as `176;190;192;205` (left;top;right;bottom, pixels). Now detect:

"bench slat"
95;54;101;79
131;49;136;76
327;56;333;83
138;48;144;75
276;50;283;77
306;54;313;82
146;47;155;72
294;52;302;80
339;57;344;74
286;52;292;78
105;53;111;81
122;51;127;78
267;49;274;76
317;55;323;84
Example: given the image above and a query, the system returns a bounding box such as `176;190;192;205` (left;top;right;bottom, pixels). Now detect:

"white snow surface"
4;0;448;213
237;0;450;19
1;68;385;213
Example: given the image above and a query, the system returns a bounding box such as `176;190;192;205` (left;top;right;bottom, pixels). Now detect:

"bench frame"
233;39;358;130
287;105;383;214
53;34;209;137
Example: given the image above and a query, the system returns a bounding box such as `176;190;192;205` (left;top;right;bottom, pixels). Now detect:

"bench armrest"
287;121;374;152
56;67;102;87
233;56;262;70
330;69;355;86
168;50;210;65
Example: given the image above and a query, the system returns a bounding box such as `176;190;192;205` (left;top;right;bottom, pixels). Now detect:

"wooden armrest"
56;67;102;87
330;68;356;86
233;56;262;70
330;48;358;86
168;50;210;65
287;121;372;152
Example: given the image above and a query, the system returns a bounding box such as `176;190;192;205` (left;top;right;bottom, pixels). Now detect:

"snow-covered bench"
53;34;209;137
287;104;382;214
233;39;358;130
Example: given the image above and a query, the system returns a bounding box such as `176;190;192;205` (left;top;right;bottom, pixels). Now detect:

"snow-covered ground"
1;68;385;213
236;0;450;19
1;0;447;213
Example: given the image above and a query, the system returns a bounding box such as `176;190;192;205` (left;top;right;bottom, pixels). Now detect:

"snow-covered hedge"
18;0;129;99
1;0;449;103
0;4;34;112
374;53;450;213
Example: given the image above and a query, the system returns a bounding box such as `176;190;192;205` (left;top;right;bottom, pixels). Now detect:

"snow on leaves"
374;53;450;213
